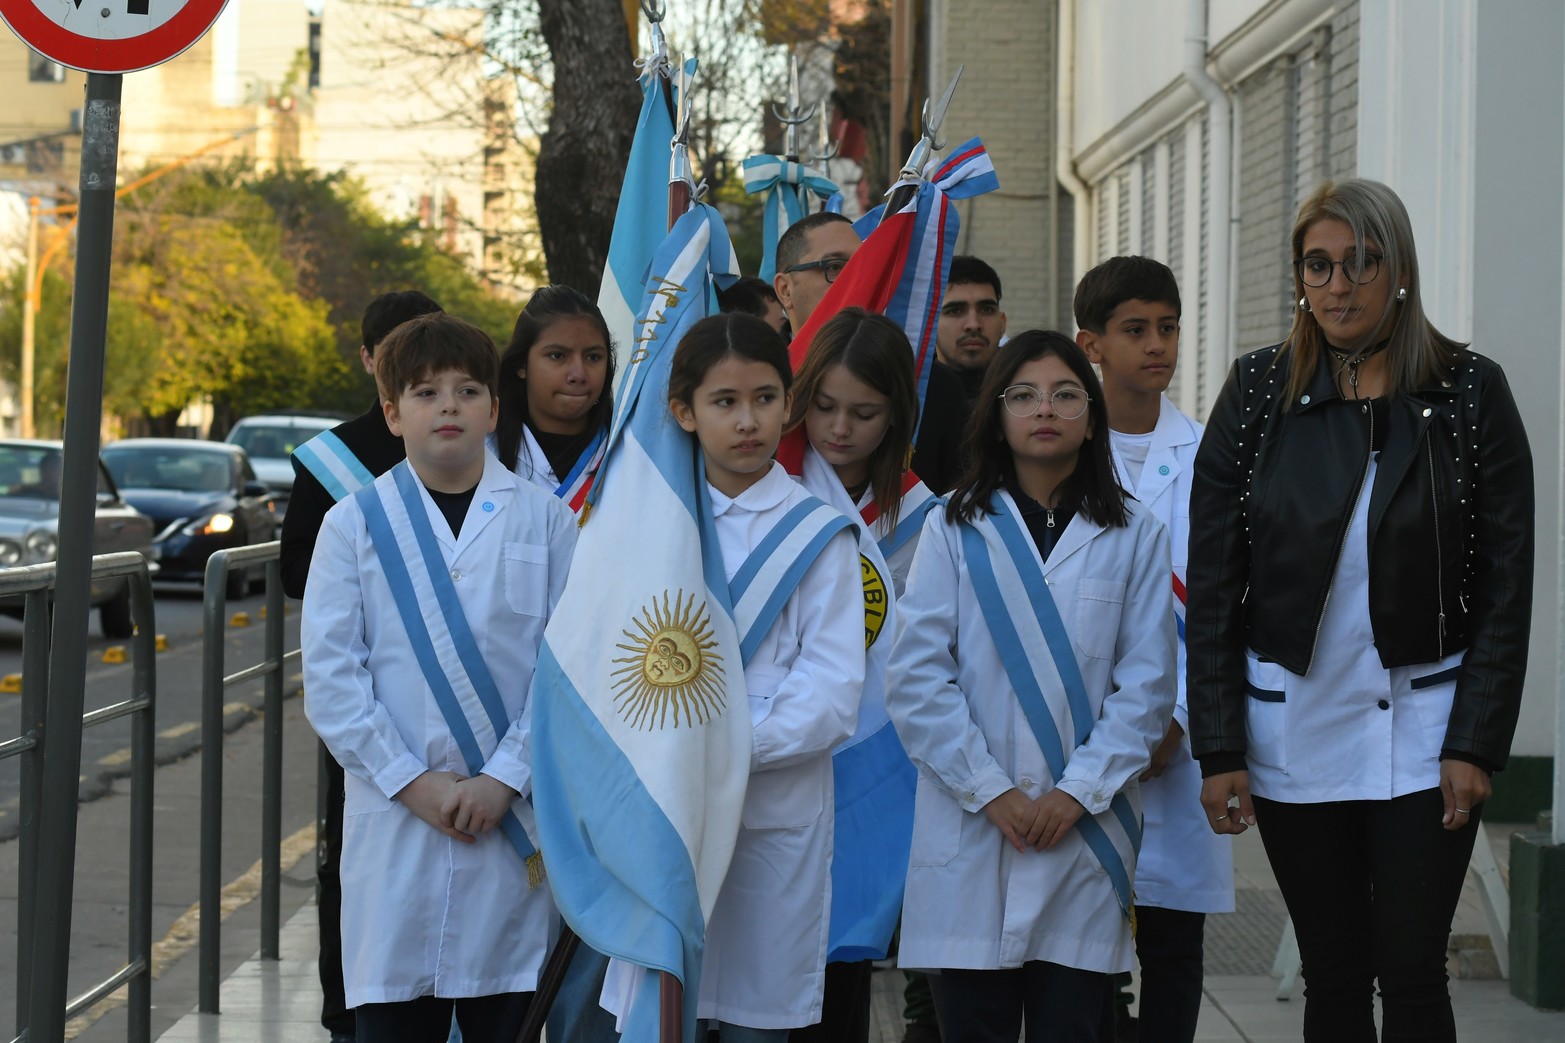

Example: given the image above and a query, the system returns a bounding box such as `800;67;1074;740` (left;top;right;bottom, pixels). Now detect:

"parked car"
101;439;278;599
223;413;346;519
0;439;157;639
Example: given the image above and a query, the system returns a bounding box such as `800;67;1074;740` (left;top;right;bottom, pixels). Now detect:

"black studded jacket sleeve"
1186;345;1534;776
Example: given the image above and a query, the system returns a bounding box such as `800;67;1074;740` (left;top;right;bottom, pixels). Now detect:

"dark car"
0;439;158;638
101;439;278;599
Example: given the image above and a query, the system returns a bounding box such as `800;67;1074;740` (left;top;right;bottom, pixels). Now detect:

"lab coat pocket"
1244;652;1287;771
502;541;549;617
344;776;395;817
741;763;825;830
908;775;963;867
1073;579;1128;661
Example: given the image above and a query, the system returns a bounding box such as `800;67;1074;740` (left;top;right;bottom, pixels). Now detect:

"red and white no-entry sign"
0;0;229;74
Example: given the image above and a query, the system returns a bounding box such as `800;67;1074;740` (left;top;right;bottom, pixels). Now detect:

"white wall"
1071;0;1186;153
1209;0;1275;43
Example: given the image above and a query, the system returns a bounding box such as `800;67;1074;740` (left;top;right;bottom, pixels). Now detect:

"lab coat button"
450;569;462;581
1377;698;1390;710
1020;777;1035;789
1158;465;1170;475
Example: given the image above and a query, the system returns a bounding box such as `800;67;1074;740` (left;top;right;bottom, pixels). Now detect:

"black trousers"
928;963;1114;1043
1254;788;1482;1042
790;960;873;1043
318;752;353;1037
356;992;532;1043
1131;906;1205;1043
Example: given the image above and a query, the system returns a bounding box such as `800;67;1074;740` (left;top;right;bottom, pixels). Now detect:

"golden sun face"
611;590;726;730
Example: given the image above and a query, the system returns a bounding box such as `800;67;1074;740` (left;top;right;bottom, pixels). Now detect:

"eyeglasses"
999;384;1090;420
1295;253;1382;288
781;257;849;283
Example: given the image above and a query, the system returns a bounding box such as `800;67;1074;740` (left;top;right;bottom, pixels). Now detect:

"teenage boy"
303;313;575;1043
1074;256;1233;1043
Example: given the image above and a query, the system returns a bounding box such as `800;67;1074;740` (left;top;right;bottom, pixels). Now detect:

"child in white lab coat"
666;312;865;1043
887;331;1176;1043
303;313;575;1043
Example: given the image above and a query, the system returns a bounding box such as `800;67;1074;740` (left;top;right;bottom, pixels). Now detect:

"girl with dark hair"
887;331;1176;1043
666;313;865;1043
780;309;933;1043
493;285;616;509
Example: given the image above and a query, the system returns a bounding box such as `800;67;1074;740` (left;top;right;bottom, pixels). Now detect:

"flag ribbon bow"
742;155;841;282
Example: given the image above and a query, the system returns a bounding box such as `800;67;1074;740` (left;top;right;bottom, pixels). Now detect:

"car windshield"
229;421;332;459
0;445;64;500
104;447;233;493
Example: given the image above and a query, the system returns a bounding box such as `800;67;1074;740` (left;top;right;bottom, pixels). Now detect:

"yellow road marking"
158;721;200;740
98;748;133;767
64;822;317;1039
223;701;252;717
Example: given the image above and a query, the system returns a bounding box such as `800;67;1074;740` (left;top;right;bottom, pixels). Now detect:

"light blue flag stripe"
293;430;373;503
826;720;916;961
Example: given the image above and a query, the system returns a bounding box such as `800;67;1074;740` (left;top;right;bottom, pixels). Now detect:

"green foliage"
0;165;519;434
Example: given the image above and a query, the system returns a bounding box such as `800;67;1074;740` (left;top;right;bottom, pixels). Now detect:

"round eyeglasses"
1295;253;1382;288
1000;384;1090;420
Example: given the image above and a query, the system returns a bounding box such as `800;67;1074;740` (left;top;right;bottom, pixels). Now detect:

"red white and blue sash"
555;429;607;514
355;463;541;879
961;495;1140;926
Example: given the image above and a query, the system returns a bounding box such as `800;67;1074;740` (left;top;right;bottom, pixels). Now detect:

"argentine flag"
532;203;744;1043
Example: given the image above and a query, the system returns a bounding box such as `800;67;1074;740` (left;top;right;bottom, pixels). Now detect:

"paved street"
0;581;301;834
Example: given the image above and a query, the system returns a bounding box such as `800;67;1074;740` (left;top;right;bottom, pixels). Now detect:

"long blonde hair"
1281;179;1466;406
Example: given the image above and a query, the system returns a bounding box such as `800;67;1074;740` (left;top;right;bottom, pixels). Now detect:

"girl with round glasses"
888;331;1175;1043
1187;178;1534;1042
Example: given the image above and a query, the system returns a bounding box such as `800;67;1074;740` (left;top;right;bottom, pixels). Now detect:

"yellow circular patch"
861;554;888;649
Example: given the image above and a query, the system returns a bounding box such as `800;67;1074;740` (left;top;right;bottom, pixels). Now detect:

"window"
28;51;65;83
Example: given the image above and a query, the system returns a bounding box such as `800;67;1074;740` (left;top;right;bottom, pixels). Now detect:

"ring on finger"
1455;808;1471;814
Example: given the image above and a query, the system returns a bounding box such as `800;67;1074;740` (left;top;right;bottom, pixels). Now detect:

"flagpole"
881;65;964;223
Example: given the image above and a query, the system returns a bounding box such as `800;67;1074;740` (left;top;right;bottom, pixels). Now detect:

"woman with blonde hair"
1186;178;1534;1041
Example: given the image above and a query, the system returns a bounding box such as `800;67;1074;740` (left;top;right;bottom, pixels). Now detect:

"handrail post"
127;569;157;1043
260;557;284;959
15;586;51;1039
198;549;231;1013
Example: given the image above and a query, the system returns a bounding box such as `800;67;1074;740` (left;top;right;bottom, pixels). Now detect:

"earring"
1298;296;1311;312
1396;287;1408;302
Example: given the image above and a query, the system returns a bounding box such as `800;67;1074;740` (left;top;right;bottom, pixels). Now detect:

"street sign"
0;0;228;75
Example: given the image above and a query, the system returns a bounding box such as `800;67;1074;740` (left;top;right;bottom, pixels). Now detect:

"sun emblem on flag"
611;590;726;730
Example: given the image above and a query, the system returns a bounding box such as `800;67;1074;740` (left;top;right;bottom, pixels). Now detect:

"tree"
532;0;641;295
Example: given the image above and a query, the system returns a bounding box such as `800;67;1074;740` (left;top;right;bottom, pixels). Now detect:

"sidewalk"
158;824;1564;1042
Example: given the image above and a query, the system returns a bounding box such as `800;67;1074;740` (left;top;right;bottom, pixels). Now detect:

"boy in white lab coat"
1075;257;1234;1042
303;313;576;1043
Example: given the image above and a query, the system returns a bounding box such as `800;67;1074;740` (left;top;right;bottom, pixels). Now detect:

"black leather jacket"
1186;344;1534;773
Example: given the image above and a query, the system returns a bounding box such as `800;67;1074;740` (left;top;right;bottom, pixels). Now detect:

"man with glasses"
772;212;861;331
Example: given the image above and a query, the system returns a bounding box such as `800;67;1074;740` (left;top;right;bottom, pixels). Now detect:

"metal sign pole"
25;71;123;1043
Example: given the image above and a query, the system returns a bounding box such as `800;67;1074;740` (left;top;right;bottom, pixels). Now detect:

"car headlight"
186;513;235;536
25;531;57;561
0;539;22;566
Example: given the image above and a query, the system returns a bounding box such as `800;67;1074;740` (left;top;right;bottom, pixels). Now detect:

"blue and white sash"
960;500;1141;926
356;462;542;882
293;430;374;503
728;496;853;667
870;478;940;563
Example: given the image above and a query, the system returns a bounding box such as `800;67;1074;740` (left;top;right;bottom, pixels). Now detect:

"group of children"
297;253;1228;1043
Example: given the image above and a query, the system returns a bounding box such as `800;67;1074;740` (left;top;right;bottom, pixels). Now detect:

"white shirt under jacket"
888;495;1176;974
302;453;576;1007
1109;396;1234;915
698;461;865;1029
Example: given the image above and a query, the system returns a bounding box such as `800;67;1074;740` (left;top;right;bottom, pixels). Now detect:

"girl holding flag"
781;307;931;1043
493;285;614;509
887;331;1176;1043
666;311;865;1042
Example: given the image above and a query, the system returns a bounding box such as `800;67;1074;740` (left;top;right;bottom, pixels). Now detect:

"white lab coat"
1109;396;1234;914
889;496;1175;973
699;462;865;1029
1243;457;1464;803
488;426;567;495
302;453;576;1007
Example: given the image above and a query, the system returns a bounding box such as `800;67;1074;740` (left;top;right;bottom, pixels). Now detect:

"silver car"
0;439;158;639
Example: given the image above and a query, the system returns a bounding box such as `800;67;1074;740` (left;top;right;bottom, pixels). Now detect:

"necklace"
1329;341;1389;398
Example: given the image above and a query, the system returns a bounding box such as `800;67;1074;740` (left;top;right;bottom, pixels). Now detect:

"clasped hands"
982;786;1086;852
396;770;519;842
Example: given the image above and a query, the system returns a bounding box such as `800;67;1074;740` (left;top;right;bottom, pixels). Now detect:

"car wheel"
100;586;134;640
225;562;248;601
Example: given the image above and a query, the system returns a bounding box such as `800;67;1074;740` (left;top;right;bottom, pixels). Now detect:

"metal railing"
3;552;156;1043
197;542;297;1014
